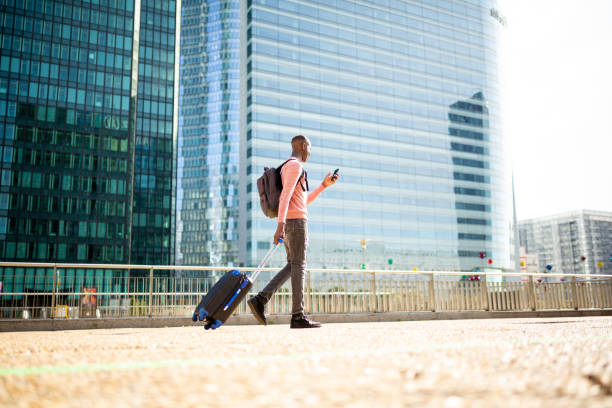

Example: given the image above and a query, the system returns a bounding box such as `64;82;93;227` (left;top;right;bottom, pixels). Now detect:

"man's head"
291;135;311;162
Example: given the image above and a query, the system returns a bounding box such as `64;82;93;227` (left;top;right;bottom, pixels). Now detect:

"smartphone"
332;168;340;180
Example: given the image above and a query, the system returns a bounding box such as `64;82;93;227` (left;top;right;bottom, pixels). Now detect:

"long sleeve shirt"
277;158;326;223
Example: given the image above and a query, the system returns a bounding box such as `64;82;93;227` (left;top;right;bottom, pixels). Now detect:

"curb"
2;309;612;332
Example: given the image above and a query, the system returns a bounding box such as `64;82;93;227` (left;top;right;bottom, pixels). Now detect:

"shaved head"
290;134;311;162
291;134;309;147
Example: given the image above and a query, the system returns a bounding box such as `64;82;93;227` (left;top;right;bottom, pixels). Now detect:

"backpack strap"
277;159;292;170
279;158;308;192
302;170;309;192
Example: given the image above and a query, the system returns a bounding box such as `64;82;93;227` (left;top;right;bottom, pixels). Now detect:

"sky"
499;0;612;220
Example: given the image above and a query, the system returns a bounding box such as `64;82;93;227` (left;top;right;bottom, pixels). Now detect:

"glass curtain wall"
244;0;509;270
177;0;240;267
0;0;179;303
0;0;137;302
131;0;178;265
0;0;136;267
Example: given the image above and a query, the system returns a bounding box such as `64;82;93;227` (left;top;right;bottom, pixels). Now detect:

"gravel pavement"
1;316;612;407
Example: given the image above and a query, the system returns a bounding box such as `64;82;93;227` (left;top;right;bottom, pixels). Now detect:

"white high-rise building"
518;210;612;276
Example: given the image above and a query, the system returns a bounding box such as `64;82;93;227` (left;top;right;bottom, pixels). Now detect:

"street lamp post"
356;238;373;311
579;255;587;279
358;238;371;270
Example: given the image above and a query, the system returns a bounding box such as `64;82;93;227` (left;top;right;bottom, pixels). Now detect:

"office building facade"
0;0;179;294
519;210;612;276
177;0;240;266
178;0;510;270
240;0;510;270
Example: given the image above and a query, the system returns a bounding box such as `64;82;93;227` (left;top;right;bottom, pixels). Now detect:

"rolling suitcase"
192;239;282;330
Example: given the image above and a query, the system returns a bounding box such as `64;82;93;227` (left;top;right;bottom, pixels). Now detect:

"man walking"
248;135;338;328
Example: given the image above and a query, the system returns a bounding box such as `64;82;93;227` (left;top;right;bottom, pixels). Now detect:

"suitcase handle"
250;238;283;282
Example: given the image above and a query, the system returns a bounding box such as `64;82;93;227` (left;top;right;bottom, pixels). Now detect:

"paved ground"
1;317;612;408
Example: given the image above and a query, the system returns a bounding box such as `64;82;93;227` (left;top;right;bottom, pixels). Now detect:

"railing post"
370;272;377;312
609;277;612;309
148;267;154;317
428;274;436;312
597;278;604;309
50;265;58;320
528;275;536;311
571;276;579;310
481;274;489;311
305;271;311;314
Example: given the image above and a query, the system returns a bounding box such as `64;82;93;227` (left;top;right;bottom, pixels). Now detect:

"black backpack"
257;159;307;218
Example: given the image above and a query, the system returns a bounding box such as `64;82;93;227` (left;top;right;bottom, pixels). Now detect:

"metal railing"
1;262;611;320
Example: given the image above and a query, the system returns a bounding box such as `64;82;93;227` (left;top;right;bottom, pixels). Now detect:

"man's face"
302;140;311;162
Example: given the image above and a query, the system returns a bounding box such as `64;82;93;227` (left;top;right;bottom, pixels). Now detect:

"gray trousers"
259;218;308;315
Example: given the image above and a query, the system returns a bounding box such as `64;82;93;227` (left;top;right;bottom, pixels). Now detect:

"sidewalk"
1;317;611;407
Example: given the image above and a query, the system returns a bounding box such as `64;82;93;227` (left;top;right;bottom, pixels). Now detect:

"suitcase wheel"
198;308;208;321
204;319;223;330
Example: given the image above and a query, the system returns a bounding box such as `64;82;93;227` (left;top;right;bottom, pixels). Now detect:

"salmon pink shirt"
277;158;325;223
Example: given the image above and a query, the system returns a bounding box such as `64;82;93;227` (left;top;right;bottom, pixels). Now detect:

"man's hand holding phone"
323;168;340;187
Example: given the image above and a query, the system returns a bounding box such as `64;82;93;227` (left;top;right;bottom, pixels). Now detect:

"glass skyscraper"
177;0;240;266
0;0;179;292
178;0;510;271
238;0;510;271
131;1;179;265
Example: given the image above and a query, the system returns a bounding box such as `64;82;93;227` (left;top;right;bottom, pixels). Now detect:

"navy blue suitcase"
192;241;281;330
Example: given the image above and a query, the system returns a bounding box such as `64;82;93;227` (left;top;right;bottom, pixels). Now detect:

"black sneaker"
290;314;321;329
247;295;267;326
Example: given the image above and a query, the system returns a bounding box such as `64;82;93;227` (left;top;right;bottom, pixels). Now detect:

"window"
77;244;87;260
